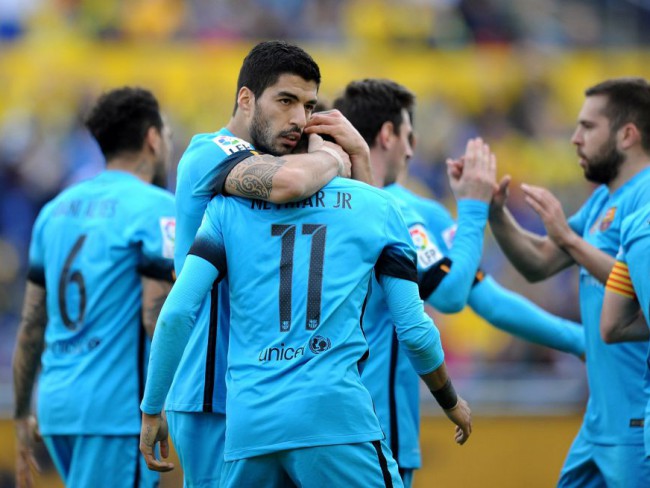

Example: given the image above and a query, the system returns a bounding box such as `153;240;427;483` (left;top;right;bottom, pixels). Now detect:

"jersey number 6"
58;234;87;330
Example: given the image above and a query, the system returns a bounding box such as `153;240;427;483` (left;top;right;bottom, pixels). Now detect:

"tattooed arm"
225;137;351;203
142;277;173;338
13;281;47;488
13;282;47;420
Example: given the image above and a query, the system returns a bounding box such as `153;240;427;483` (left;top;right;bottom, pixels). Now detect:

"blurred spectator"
0;0;40;41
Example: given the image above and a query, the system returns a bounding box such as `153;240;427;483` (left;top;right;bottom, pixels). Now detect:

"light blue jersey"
166;128;257;414
142;178;446;465
567;167;650;445
618;203;650;456
27;170;175;436
361;183;584;475
361;184;486;472
618;203;650;326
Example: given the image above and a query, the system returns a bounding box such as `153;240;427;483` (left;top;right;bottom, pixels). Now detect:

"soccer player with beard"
138;41;372;487
489;77;650;487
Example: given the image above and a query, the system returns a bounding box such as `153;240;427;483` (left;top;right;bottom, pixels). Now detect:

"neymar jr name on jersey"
250;190;353;211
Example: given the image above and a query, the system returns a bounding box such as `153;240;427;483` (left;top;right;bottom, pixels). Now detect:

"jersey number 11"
271;223;327;333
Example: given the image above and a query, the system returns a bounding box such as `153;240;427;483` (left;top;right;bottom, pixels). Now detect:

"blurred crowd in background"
2;0;650;414
2;0;650;45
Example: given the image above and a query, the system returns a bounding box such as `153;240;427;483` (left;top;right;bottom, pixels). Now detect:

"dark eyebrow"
276;91;317;106
277;91;299;101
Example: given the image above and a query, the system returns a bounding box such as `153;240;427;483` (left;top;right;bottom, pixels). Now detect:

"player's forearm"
13;282;47;419
141;284;205;414
424;200;487;312
489;206;569;281
560;235;615;285
141;255;219;414
141;310;193;414
350;153;374;185
419;362;454;398
380;275;445;373
601;281;648;343
468;276;585;357
602;310;649;343
224;152;339;203
270;152;340;202
142;278;173;338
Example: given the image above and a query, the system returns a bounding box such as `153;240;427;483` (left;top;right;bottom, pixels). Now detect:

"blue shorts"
167;410;226;488
558;428;650;488
43;434;158;488
220;438;403;488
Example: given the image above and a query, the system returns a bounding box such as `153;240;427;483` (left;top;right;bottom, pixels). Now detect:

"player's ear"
378;121;395;150
618;122;640;151
144;126;163;155
237;87;255;116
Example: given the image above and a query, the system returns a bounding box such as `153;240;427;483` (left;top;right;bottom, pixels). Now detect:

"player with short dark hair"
138;40;373;486
489;77;650;487
334;78;586;486
13;86;176;488
141;155;472;487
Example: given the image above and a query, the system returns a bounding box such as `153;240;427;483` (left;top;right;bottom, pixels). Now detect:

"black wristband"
430;378;458;410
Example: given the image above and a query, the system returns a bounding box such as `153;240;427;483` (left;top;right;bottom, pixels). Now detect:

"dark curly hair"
85;87;163;161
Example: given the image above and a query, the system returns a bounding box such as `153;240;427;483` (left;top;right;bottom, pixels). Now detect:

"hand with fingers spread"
447;137;498;203
521;183;578;248
307;133;352;179
15;416;41;488
305;110;372;183
140;412;175;473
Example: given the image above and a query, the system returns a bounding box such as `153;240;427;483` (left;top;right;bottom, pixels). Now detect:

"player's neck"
607;155;650;193
226;116;252;144
106;155;154;184
369;147;387;188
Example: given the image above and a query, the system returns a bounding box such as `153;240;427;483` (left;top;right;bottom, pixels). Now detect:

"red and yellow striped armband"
605;261;637;299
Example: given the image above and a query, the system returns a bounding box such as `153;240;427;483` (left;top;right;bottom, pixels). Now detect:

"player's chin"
274;142;296;155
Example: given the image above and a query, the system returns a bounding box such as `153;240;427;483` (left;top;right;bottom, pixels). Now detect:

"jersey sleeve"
132;193;176;282
141;200;226;414
606;213;634;300
192;149;258;198
209;151;260;197
467;275;585;357
187;199;228;278
375;199;418;283
420;200;488;312
26;204;52;286
379;274;445;375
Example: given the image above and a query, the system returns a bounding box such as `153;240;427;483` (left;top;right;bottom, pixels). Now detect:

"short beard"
583;136;624;185
249;104;301;156
249;106;277;155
